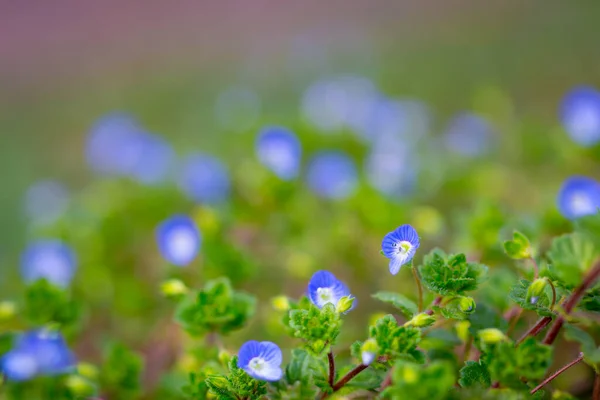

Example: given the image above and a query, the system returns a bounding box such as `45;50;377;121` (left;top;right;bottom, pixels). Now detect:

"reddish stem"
543;261;600;345
332;364;369;392
516;316;552;345
594;373;600;400
327;351;335;388
530;352;584;394
424;296;443;316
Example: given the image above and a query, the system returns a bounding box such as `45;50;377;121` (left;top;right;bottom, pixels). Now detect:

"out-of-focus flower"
178;153;230;205
360;338;379;366
20;240;77;288
256;126;302;180
560;86;600;147
478;328;506;344
557;176;600;220
306;151;358;199
0;330;76;381
128;133;174;185
238;341;283;382
443;112;496;157
307;270;354;311
156;215;201;267
381;225;420;275
24;180;69;226
215;86;261;133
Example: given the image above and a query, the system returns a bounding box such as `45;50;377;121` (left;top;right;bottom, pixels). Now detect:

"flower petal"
258;341;282;366
254;365;283;382
238;340;261;369
389;256;404;275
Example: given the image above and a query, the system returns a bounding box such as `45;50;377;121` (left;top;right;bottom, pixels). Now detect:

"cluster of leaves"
175;277;256;336
204;356;267;400
287;302;342;356
418;250;488;296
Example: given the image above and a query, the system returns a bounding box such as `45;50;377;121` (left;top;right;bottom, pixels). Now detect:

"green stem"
412;267;424;313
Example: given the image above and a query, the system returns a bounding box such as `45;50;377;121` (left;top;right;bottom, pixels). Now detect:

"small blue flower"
381;225;420;275
238;340;283;382
557;176;600;220
307;270;354;310
0;330;75;381
20;240;77;288
24;180;70;226
156;215;201;267
443;112;495;157
306;151;358;199
178;153;231;205
129;133;174;185
560;86;600;147
256;126;302;180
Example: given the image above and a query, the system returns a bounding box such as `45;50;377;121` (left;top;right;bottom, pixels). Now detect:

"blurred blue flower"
443;112;495;157
129;133;174;185
307;270;354;310
306;151;358;199
301;75;378;133
382;225;420;275
256;126;302;180
557;176;600;220
20;240;77;288
178;153;231;205
238;340;283;382
560;86;600;147
24;180;69;226
156;215;201;267
1;330;75;381
215;86;261;133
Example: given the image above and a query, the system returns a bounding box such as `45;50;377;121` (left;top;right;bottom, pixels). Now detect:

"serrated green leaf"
372;291;418;318
287;304;341;356
548;233;600;287
100;342;144;400
418;249;488;296
458;360;491;388
369;315;421;363
508;279;553;317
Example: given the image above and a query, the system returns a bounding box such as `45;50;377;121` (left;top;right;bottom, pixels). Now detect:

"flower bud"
360;339;379;366
65;375;95;397
271;296;290;311
77;362;99;380
336;295;355;314
404;313;436;328
218;349;232;366
526;278;547;305
478;328;507;344
458;297;476;313
160;279;188;298
0;301;16;321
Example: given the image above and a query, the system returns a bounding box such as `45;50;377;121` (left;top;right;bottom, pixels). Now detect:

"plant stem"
530;352;584;394
506;308;524;337
461;335;473;364
424;296;442;316
332;364;369;392
379;369;393;392
327;351;335;388
547;278;557;310
594;373;600;400
529;256;540;280
412;267;424;313
516;316;552;345
543;261;600;345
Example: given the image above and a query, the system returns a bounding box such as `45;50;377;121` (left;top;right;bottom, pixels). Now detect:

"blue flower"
177;153;231;205
20;240;77;288
560;86;600;147
306;151;358;199
557;176;600;220
128;133;174;185
238;340;283;382
256;126;302;180
443;112;495;157
307;270;354;310
156;215;201;266
381;225;420;275
24;180;70;226
1;330;75;381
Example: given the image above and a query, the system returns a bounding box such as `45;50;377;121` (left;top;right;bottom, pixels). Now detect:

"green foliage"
508;279;553;317
435;296;476;320
503;231;532;260
458;360;491;388
381;361;456;400
419;249;488;296
547;233;600;287
287;303;341;356
175;277;256;336
267;349;324;399
482;338;552;389
205;355;267;400
100;342;144;400
372;291;418;318
23;279;80;329
563;324;600;370
368;315;422;363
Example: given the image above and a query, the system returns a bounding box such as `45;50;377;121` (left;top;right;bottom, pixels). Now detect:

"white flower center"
570;192;595;216
317;287;336;307
395;240;412;256
168;229;197;260
249;357;265;372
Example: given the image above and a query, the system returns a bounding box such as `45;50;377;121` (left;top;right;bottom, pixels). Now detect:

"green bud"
503;230;532;259
526;278;548;305
218;349;232;366
0;301;16;321
360;338;379;365
161;279;188;298
65;375;96;397
77;362;99;380
336;295;355;314
404;313;436;328
458;297;476;313
271;296;290;311
439;296;476;320
478;328;507;344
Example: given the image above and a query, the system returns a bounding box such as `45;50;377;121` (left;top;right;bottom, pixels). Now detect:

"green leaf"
468;302;508;335
287;304;342;356
100;342;144;400
436;296;476;320
205;356;267;400
175;277;256;336
548;233;600;287
503;231;532;259
369;315;421;363
564;324;600;367
372;291;418;318
508;279;553;317
23;279;80;329
381;361;456;400
458;360;491;388
580;288;600;313
418;249;488;296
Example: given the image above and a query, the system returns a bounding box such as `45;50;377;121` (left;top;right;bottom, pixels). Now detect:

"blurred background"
2;0;600;397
